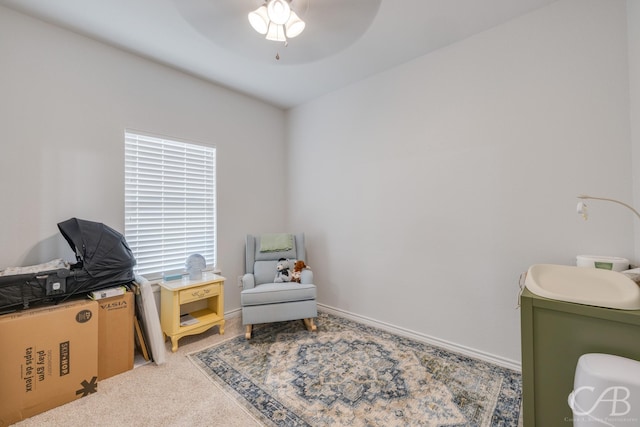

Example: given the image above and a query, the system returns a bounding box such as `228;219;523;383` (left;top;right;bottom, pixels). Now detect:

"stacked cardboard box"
97;292;134;380
0;291;135;426
0;299;99;426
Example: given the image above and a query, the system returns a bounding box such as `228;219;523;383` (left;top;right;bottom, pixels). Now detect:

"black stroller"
0;218;136;312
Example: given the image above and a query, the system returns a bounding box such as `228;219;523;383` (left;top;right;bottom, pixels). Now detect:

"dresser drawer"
179;283;220;304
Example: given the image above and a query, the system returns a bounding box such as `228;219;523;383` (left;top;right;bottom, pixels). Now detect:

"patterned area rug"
188;312;521;426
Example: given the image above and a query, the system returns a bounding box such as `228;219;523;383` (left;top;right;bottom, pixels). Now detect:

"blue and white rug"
188;312;521;426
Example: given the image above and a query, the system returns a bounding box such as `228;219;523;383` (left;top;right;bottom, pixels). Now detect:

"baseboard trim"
317;303;521;372
224;307;242;319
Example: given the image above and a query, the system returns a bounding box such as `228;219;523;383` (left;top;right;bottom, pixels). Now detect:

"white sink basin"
525;264;640;310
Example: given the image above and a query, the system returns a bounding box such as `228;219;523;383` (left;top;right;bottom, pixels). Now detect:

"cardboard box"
0;299;99;427
97;291;134;380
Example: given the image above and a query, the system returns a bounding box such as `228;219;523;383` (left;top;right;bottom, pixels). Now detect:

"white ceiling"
1;0;558;109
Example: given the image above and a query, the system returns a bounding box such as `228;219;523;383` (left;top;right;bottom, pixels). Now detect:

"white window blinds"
124;131;216;278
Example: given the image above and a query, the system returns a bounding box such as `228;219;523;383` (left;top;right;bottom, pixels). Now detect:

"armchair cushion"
254;260;281;285
241;282;316;306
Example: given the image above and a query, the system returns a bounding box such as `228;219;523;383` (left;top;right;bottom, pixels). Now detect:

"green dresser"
520;288;640;426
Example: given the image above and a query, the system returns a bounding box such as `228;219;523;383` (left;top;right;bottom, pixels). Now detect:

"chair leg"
303;318;317;332
245;324;252;339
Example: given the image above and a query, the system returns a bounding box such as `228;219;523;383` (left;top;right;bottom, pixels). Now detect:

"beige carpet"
13;315;260;427
12;313;524;427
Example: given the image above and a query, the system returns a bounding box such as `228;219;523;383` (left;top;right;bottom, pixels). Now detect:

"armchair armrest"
300;269;313;284
242;273;255;290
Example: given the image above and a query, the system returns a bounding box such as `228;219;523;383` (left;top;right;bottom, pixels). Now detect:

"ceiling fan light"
265;22;287;42
266;0;291;25
284;11;305;38
248;5;269;35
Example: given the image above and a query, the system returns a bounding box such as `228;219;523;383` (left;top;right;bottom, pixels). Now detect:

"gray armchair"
241;233;317;339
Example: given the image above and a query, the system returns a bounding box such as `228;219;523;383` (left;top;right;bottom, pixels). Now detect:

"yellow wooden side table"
159;272;225;352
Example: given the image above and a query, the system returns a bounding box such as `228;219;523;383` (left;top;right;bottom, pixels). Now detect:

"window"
124;131;216;278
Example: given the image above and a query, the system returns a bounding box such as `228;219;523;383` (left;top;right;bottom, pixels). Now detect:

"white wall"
0;6;288;311
287;0;633;363
630;0;640;255
1;0;635;365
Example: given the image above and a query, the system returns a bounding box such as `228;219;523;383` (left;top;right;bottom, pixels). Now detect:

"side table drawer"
179;283;220;304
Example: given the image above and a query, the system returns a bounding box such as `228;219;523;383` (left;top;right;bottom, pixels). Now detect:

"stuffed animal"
291;260;310;283
274;258;292;283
